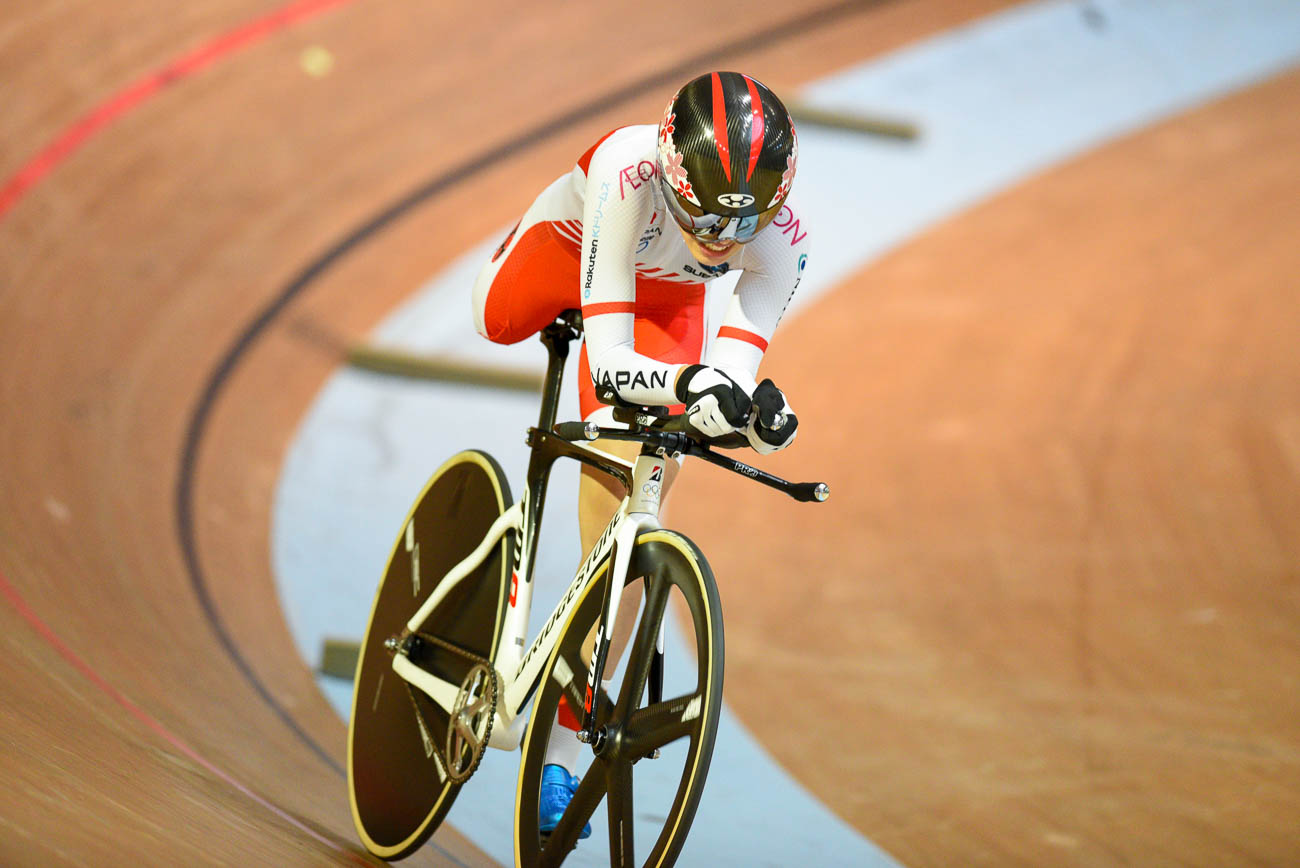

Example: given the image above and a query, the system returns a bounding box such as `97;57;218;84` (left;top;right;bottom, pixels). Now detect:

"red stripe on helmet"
744;75;764;182
711;72;732;183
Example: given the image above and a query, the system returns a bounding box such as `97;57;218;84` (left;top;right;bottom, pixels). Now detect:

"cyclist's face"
679;229;738;266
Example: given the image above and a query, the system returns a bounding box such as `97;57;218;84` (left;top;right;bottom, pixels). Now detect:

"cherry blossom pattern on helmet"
768;121;798;209
658;98;702;207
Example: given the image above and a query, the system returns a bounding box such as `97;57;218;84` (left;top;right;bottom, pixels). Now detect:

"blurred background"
2;1;1298;865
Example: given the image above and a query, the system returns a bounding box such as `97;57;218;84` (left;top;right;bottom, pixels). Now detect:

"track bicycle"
347;310;828;866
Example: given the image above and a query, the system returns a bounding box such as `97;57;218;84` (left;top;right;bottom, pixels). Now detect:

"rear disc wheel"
348;450;512;861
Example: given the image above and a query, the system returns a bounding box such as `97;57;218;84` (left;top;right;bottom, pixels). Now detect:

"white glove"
744;379;798;455
675;365;752;439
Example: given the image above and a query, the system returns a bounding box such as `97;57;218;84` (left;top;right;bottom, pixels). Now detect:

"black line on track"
174;0;890;856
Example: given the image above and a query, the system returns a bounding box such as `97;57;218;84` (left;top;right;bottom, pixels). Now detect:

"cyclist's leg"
544;413;670;789
576;435;674;663
530;283;722;852
541;281;706;781
472;172;584;344
573;277;705;672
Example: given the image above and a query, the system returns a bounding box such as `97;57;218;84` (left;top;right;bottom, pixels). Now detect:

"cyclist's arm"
705;200;810;389
580;138;684;407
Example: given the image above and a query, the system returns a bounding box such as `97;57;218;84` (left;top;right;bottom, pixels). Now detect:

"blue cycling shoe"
539;764;592;839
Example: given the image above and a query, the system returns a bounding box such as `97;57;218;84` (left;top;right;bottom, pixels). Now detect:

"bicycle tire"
514;529;724;868
348;450;513;861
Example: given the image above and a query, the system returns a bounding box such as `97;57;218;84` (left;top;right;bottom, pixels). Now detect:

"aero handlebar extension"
552;412;829;504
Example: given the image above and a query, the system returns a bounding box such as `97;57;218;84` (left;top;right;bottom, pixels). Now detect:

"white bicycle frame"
391;443;672;757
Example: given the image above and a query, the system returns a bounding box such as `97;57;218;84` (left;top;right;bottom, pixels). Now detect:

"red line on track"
0;565;369;864
0;0;358;220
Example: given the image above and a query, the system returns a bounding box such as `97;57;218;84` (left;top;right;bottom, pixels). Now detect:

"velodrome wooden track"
1;1;1296;865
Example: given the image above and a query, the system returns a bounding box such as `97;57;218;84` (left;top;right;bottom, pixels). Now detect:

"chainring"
444;660;499;785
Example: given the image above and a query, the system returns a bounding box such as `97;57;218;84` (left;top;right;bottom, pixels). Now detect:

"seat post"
536;310;583;432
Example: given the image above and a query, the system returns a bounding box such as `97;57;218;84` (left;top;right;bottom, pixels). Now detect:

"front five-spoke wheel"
516;530;724;868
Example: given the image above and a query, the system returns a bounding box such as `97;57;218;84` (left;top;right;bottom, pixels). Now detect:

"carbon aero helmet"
656;72;797;243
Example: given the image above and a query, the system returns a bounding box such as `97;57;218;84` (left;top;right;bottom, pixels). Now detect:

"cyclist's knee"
472;265;518;344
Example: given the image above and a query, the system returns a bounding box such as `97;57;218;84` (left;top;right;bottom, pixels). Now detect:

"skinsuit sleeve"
704;199;810;392
579;136;684;407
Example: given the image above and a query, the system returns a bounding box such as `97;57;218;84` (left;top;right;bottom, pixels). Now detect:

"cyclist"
472;71;807;838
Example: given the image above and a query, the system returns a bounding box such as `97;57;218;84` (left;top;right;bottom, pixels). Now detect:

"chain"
404;682;451;783
405;631;500;785
413;631;493;670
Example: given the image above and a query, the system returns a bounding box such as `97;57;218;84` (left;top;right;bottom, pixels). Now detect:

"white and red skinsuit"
473;125;809;420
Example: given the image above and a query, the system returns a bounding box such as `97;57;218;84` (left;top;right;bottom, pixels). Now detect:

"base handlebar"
552;421;599;441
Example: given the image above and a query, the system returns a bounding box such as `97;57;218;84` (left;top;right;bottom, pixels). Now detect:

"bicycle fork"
578;451;669;752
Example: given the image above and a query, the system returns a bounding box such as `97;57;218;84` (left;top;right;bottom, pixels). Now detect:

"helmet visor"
659;179;783;244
